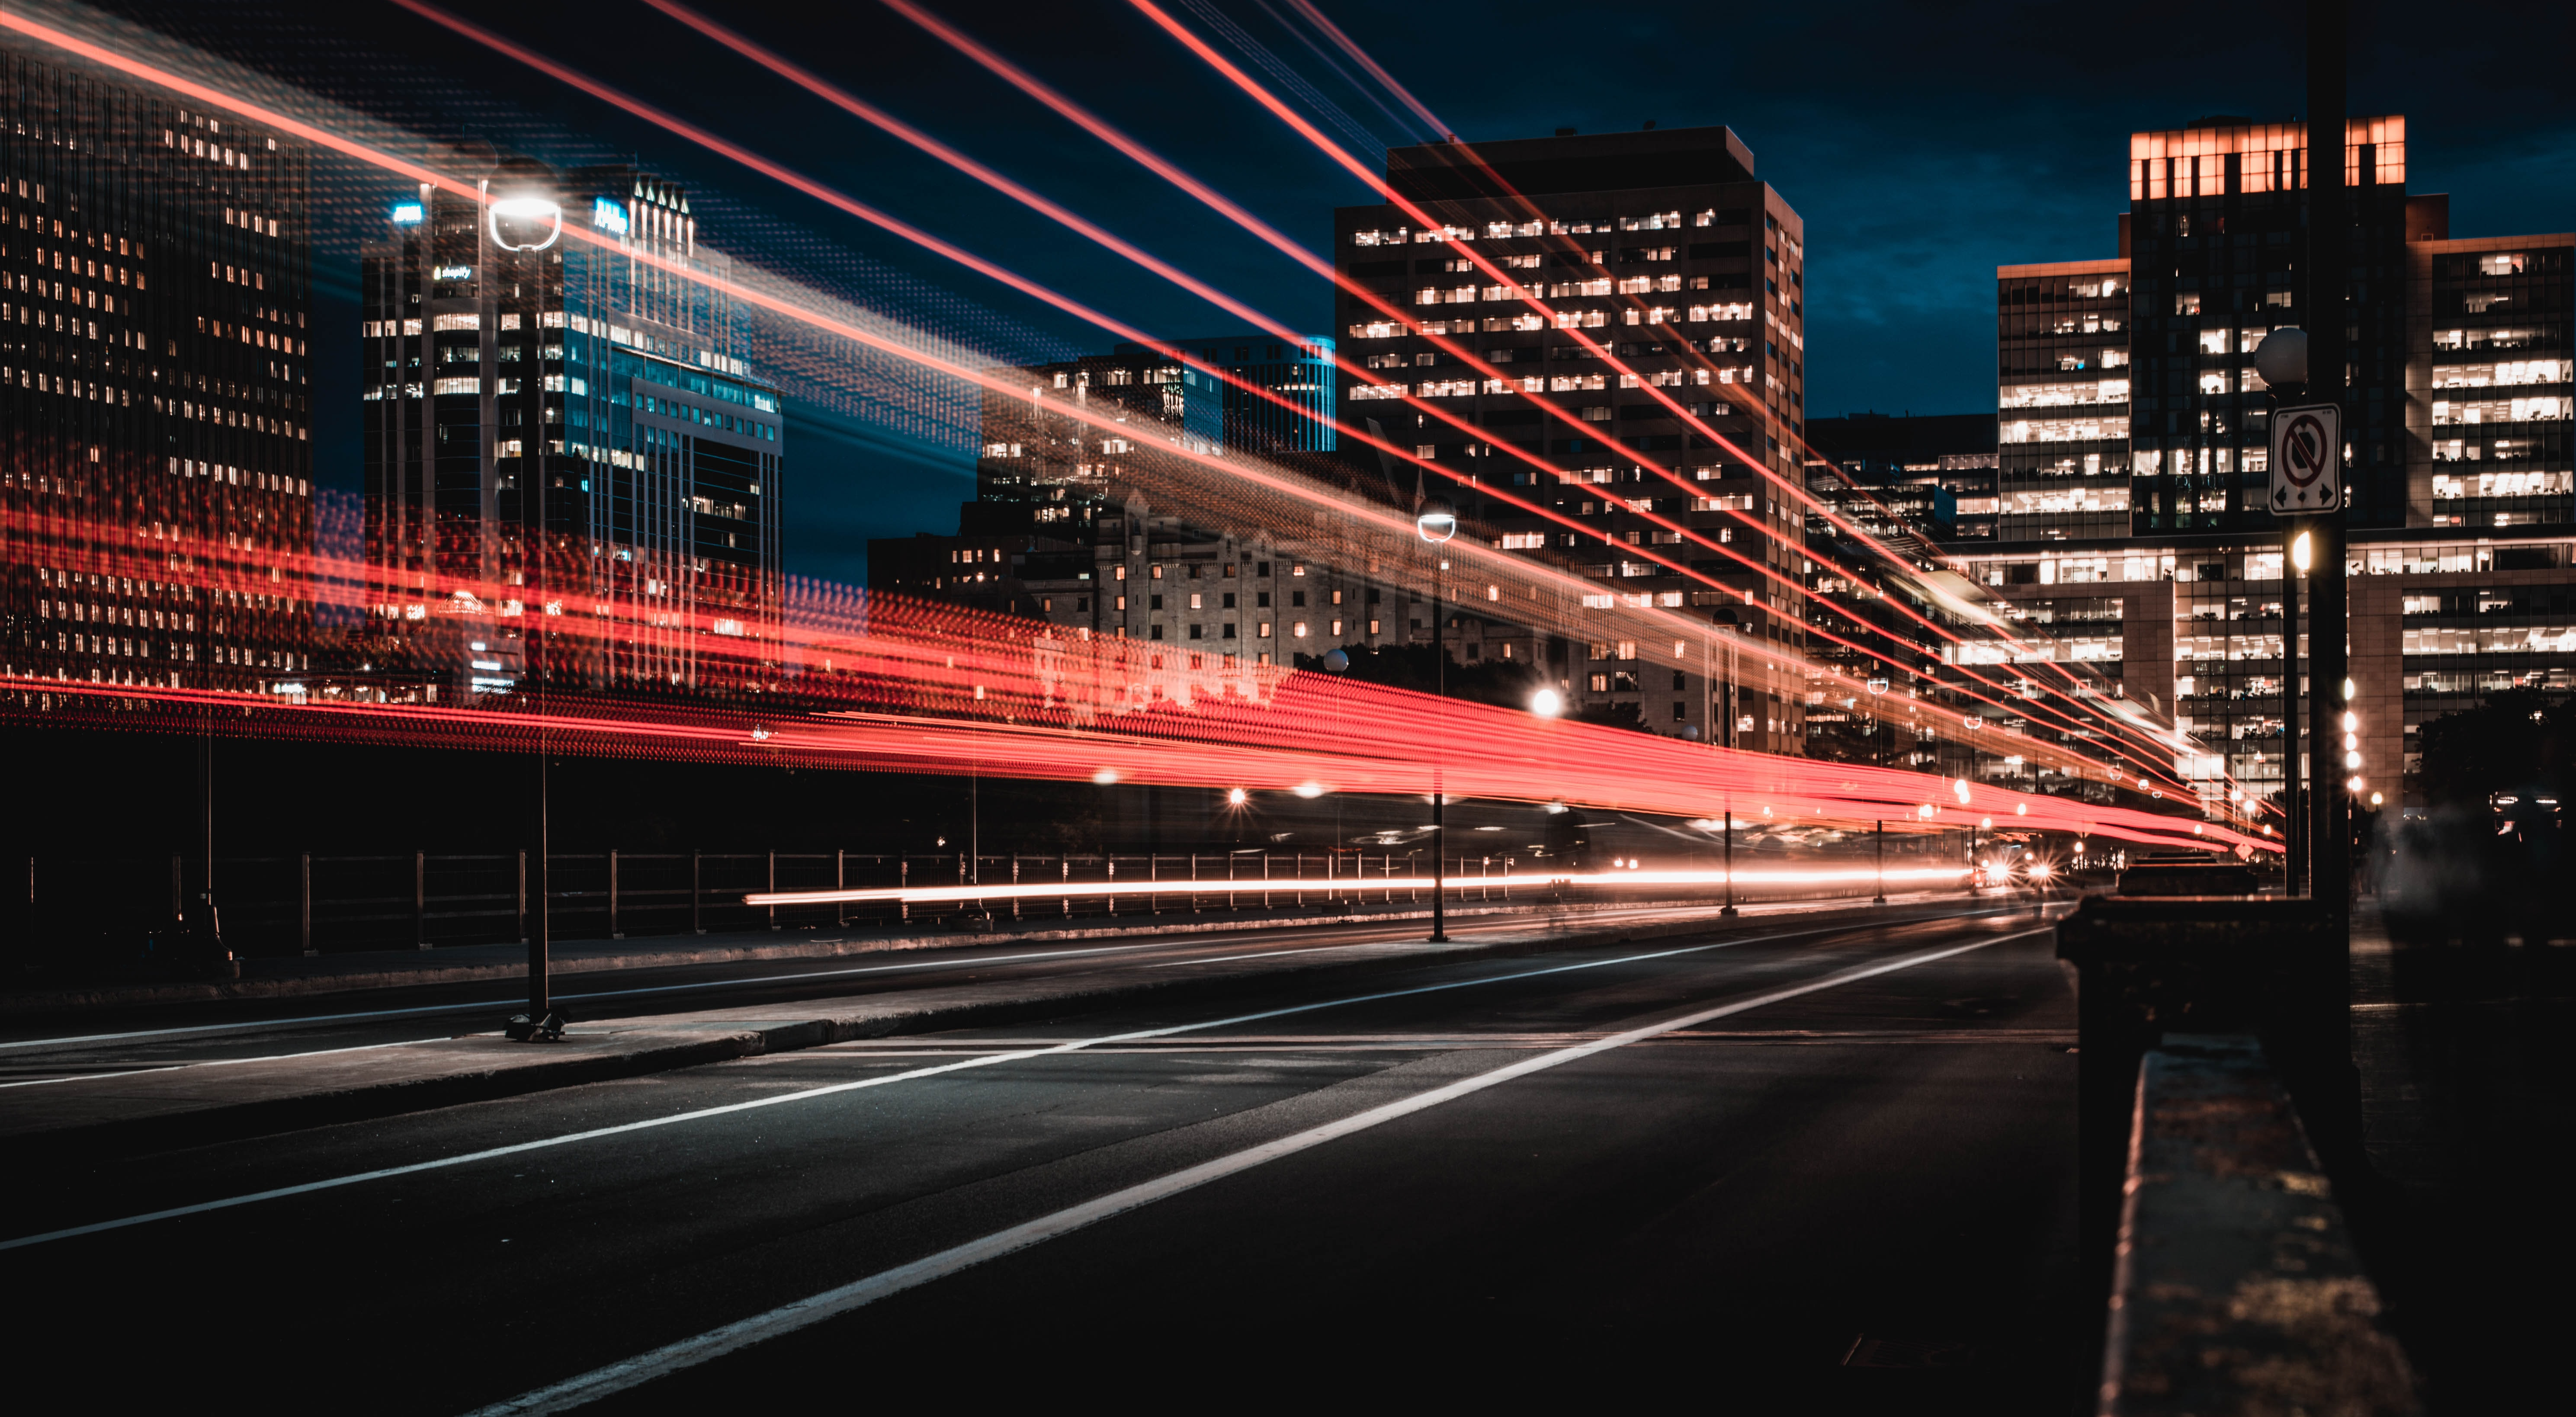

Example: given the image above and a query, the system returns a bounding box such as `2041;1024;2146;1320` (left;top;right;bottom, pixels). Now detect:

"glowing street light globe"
1225;787;1248;807
1530;686;1563;718
488;193;563;252
1415;496;1458;545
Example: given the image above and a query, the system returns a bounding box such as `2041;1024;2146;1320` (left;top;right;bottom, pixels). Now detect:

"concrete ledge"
2103;1034;2419;1415
9;893;1995;1159
2057;894;2341;1036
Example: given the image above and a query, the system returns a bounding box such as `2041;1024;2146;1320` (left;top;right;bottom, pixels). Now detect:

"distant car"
1974;848;2056;889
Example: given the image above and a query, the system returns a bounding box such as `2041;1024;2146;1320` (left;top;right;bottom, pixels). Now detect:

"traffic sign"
2269;402;2342;513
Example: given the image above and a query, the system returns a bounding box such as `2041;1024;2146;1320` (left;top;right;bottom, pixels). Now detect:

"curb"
21;893;2021;1161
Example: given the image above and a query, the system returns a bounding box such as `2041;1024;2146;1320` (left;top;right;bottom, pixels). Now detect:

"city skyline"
83;0;2576;586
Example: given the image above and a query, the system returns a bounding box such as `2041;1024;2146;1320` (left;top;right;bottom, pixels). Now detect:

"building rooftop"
1384;125;1759;202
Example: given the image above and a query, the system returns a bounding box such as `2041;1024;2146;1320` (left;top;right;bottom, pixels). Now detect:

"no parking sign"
2269;402;2342;512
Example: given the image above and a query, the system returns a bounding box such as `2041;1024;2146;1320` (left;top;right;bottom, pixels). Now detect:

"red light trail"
123;0;2184;804
1117;0;2200;776
0;4;2262;827
404;0;2204;800
846;0;2198;789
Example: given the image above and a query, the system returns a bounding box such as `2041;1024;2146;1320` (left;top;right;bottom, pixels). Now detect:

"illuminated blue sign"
591;197;630;235
390;201;425;225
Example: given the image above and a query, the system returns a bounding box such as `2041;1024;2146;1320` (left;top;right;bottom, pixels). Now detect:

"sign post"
2268;403;2342;514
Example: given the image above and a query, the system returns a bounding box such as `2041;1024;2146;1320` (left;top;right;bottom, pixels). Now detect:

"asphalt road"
3;904;2081;1412
0;893;1977;1078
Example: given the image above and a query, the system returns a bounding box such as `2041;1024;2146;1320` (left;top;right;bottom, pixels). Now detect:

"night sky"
86;0;2576;583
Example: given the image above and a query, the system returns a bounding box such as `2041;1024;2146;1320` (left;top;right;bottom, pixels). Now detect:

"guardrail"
7;848;1959;970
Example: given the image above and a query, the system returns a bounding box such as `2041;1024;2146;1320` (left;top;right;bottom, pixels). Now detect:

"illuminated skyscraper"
1985;115;2576;811
1334;125;1809;748
359;162;783;698
1;39;316;699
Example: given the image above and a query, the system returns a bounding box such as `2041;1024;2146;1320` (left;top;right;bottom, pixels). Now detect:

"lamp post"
1417;495;1456;943
1721;798;1736;917
2286;528;2311;894
2303;0;2351;923
509;356;560;1042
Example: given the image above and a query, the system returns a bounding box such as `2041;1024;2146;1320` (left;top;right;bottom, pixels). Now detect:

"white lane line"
466;926;2049;1415
1145;943;1370;968
0;894;1946;1053
0;909;2004;1254
0;939;1282;1052
0;1066;187;1090
0;1041;458;1092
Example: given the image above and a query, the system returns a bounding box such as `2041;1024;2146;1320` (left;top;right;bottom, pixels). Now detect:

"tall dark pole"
1874;820;1886;904
2305;0;2350;924
2282;556;2305;894
512;427;555;1040
1721;797;1736;917
1429;570;1447;942
196;725;225;973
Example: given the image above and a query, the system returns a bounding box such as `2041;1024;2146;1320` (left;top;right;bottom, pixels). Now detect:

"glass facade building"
1978;115;2576;809
1;40;316;701
1995;259;2133;541
1333;126;1811;751
359;164;783;698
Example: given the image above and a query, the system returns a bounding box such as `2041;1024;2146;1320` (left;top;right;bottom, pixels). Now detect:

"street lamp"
1418;495;1456;943
1719;798;1737;917
2254;326;2310;400
1530;686;1563;718
2281;527;2310;897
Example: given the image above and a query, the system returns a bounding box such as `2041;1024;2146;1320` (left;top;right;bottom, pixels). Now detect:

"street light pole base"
1719;905;1739;917
505;1009;570;1042
1872;895;1887;904
1428;931;1450;943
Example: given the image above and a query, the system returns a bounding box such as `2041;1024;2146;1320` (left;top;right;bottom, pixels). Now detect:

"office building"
1804;412;1995;541
874;334;1476;669
1332;125;1811;751
1983;115;2575;809
959;334;1335;541
359;162;783;698
1995;253;2134;541
1;41;316;699
1796;414;1999;767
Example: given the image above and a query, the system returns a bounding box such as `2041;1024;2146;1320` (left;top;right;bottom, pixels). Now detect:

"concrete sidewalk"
0;888;1903;1016
2;891;2001;1158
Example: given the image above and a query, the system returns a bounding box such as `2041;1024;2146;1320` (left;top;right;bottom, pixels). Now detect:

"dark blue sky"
101;0;2576;583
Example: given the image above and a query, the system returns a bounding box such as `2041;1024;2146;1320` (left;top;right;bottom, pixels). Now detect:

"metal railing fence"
7;846;1903;964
